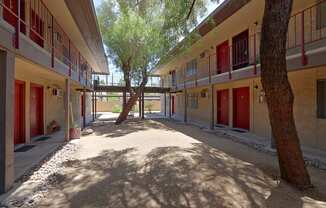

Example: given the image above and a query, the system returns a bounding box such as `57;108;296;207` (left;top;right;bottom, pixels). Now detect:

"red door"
216;41;230;74
233;87;250;130
3;0;18;28
30;84;44;137
217;89;229;126
3;0;26;33
14;80;25;145
81;95;85;117
171;96;175;114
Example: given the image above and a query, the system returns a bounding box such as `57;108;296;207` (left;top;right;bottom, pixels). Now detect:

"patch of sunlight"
302;196;326;208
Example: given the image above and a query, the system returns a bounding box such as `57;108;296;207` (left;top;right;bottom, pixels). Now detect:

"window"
317;80;326;118
317;1;326;30
186;59;197;77
171;70;176;86
187;93;198;109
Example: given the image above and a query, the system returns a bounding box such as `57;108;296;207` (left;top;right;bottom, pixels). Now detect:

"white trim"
231;65;254;73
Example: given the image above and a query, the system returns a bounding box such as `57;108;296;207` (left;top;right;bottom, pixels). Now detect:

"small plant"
145;102;154;114
112;105;122;113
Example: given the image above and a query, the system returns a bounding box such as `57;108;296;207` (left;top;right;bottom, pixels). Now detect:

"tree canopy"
97;0;219;79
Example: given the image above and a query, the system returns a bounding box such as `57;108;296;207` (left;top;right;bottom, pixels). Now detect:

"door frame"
14;80;26;145
171;95;175;115
216;40;230;74
216;89;229;126
30;83;44;137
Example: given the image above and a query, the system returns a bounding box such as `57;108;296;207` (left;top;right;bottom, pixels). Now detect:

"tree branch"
187;0;197;20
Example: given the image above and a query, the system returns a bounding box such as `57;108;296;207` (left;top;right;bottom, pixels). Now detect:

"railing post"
78;52;81;82
68;40;71;76
229;45;232;80
208;55;211;84
253;33;257;75
301;11;308;66
15;0;21;49
85;65;88;86
51;15;54;68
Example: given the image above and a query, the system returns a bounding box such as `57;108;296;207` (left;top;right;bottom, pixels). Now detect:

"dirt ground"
14;119;326;207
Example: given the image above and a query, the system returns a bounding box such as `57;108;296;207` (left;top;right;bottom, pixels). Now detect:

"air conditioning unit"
200;89;208;98
52;88;63;97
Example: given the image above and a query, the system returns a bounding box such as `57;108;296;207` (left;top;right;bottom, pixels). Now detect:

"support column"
139;93;142;118
64;79;70;141
25;81;31;143
83;89;86;129
0;50;15;193
184;89;188;123
141;90;145;119
94;91;97;119
164;92;167;117
92;91;95;121
210;85;215;130
169;93;172;119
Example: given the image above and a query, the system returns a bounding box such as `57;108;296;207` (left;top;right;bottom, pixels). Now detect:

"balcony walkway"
94;84;170;94
1;118;326;207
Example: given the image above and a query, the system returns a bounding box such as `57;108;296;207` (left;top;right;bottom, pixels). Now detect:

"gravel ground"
1;143;78;208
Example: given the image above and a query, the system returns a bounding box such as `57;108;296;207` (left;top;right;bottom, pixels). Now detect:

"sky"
92;0;223;83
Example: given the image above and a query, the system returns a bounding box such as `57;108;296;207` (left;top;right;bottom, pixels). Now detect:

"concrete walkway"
3;119;326;207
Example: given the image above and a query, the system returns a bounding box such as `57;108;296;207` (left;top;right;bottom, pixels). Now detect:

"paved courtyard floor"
3;119;326;208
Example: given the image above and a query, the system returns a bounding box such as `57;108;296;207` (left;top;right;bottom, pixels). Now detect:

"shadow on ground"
91;118;175;138
20;119;326;207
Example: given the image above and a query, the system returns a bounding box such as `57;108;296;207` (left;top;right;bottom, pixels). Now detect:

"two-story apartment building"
156;0;326;152
0;0;108;193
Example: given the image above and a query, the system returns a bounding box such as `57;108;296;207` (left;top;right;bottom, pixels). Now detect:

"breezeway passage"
3;118;326;208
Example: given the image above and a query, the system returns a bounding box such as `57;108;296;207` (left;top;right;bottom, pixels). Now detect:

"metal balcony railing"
0;0;93;86
166;0;326;89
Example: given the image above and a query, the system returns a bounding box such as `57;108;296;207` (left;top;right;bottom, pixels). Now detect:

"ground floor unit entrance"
161;65;326;152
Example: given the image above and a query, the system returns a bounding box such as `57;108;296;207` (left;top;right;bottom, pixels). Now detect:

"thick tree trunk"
260;0;311;189
115;89;142;125
115;68;148;125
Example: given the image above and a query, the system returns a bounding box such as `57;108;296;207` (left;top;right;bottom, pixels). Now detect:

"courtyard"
2;118;326;208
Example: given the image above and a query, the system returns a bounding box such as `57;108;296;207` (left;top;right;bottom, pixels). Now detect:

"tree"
98;0;216;124
260;0;311;189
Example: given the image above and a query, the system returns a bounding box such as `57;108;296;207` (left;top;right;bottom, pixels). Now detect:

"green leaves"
97;0;216;81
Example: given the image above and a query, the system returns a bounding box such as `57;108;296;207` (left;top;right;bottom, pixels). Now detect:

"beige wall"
158;0;321;84
15;57;86;141
166;66;326;151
